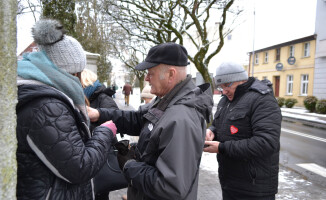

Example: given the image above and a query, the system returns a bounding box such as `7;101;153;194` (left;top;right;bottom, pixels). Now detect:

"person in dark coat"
81;68;122;200
122;82;133;106
87;43;214;200
81;69;118;114
204;61;282;200
111;84;117;98
16;19;117;200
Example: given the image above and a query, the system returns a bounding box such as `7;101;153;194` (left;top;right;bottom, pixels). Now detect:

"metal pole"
251;0;256;77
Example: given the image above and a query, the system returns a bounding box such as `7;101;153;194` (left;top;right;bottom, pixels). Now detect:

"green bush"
277;97;285;107
285;98;298;108
316;99;326;114
303;96;318;112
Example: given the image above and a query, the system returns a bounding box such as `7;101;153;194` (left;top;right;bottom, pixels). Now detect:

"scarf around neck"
17;51;88;121
84;80;102;99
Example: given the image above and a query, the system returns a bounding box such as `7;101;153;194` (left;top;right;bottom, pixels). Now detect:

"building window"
255;53;259;64
289;45;295;57
264;52;268;63
300;74;309;95
276;48;281;61
304;42;310;57
286;75;293;95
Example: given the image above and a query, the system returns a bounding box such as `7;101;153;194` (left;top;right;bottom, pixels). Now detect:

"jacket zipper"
45;187;52;200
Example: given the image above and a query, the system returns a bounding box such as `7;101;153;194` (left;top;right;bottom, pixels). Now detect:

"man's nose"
145;74;150;81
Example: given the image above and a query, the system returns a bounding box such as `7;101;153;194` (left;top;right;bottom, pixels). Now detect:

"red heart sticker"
230;125;238;134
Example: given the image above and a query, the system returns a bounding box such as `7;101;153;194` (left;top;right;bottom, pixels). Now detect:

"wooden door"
274;76;280;97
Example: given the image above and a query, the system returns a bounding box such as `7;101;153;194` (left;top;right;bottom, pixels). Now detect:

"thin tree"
101;0;242;89
0;0;18;199
75;0;116;84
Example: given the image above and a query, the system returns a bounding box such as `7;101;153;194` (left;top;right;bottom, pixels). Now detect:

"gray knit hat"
32;19;86;74
214;61;248;85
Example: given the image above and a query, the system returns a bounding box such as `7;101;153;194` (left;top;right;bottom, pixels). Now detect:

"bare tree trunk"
0;0;18;199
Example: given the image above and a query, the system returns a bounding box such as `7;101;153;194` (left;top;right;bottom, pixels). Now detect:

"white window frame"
286;75;293;95
289;45;295;57
264;52;268;63
255;53;259;64
300;74;309;95
304;42;310;57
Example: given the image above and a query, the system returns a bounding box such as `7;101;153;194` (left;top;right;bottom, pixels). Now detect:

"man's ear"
168;67;176;80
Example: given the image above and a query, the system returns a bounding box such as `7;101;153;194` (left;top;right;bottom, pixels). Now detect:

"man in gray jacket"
88;42;213;200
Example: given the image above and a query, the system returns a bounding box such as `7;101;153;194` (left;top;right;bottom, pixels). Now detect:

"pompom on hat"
141;85;155;99
214;61;248;85
32;19;86;74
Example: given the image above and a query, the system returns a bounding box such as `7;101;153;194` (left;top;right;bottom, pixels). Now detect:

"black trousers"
222;189;275;200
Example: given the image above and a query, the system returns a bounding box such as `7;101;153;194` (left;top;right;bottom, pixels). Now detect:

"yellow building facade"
248;35;316;107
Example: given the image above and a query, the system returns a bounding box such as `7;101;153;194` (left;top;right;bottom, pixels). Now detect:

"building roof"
248;35;316;54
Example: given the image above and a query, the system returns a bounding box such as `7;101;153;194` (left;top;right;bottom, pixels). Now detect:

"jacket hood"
103;86;116;97
17;84;75;112
169;77;213;122
90;85;115;101
249;78;273;95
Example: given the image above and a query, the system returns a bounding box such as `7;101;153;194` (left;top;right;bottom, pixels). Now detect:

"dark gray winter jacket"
98;76;213;200
16;84;115;200
209;77;282;196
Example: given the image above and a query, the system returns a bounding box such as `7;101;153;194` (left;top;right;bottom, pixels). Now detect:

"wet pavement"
107;90;326;200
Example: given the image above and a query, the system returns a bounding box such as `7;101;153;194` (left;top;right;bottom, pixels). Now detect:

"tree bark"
0;0;18;199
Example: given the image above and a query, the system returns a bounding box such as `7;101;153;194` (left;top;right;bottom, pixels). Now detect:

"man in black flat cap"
87;42;213;200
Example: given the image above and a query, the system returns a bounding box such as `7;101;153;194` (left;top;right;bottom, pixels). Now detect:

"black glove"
117;145;136;170
114;140;130;156
115;140;136;170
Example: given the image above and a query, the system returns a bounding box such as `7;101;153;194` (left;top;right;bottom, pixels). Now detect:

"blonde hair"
81;69;97;88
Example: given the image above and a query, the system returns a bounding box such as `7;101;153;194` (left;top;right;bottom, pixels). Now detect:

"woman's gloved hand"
100;120;117;137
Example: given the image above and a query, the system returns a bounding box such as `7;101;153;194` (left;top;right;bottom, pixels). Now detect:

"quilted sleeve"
27;97;114;184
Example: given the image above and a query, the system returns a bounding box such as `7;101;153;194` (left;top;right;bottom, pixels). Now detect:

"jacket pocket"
227;112;251;138
228;112;246;121
248;160;257;185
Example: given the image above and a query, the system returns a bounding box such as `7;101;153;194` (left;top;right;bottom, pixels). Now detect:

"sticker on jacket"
230;125;238;134
148;123;153;131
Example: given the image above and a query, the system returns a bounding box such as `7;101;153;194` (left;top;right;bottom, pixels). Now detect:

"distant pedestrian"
122;82;133;106
111;84;117;98
16;18;116;200
204;61;282;200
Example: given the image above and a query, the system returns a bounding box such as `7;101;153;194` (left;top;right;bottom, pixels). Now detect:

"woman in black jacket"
81;69;118;113
16;19;117;200
81;69;123;200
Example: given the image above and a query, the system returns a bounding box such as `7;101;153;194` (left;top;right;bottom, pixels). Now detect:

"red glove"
100;121;117;137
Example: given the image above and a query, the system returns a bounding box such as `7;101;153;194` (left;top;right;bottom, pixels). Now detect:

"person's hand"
100;120;117;137
205;129;215;141
203;141;220;153
117;145;136;170
87;106;100;122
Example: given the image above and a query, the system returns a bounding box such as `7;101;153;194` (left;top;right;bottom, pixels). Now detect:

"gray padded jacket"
98;76;213;200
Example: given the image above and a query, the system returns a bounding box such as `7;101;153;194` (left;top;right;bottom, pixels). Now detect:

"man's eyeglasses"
216;82;233;91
